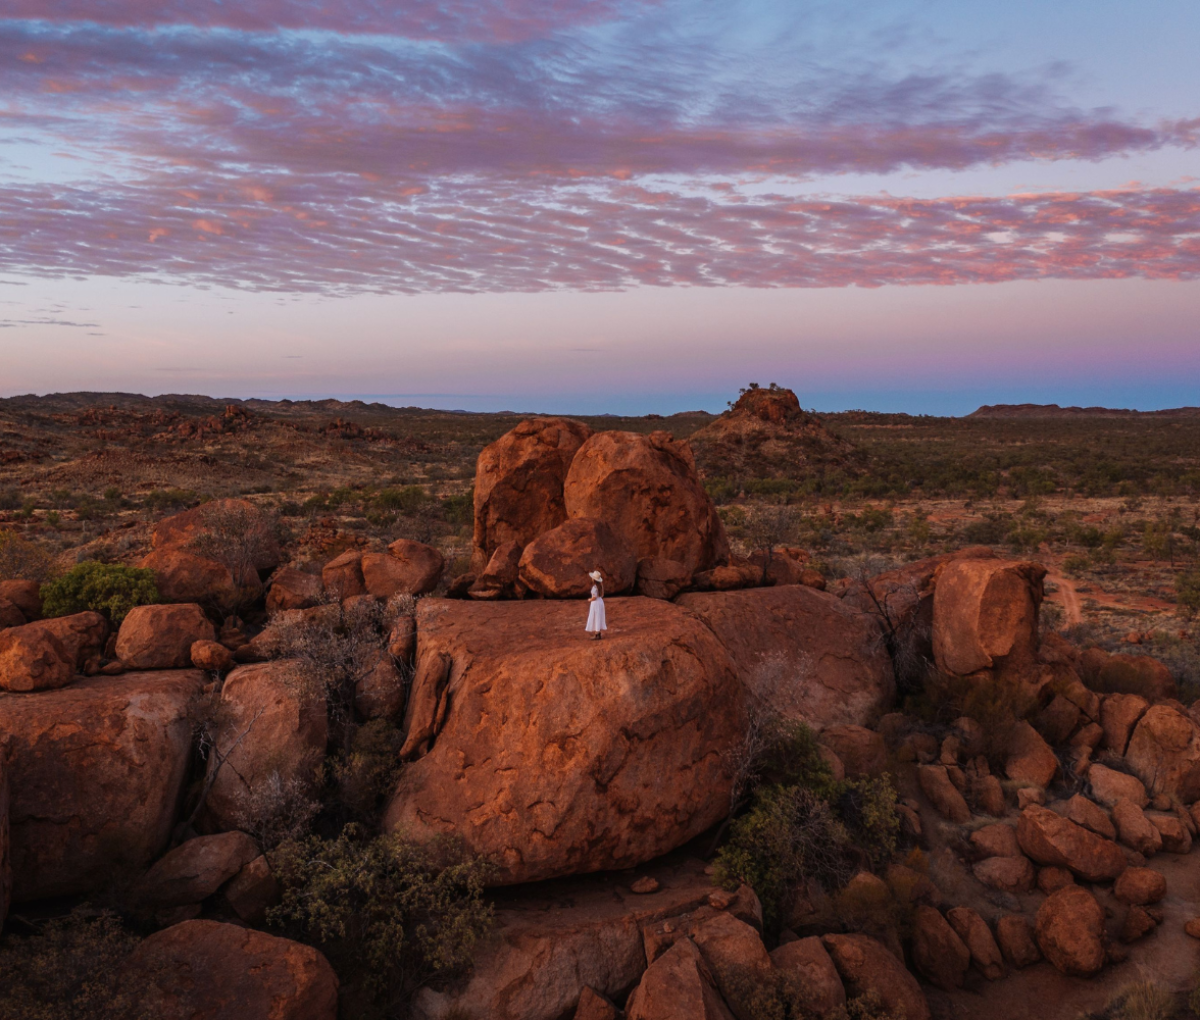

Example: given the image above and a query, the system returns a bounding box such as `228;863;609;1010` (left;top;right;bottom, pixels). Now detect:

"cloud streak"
0;5;1197;294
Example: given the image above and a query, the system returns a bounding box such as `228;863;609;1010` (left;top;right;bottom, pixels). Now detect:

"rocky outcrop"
203;660;328;833
518;518;637;598
141;499;279;610
1125;704;1200;803
1016;805;1127;882
1100;693;1149;756
932;558;1045;678
563;430;729;578
676;585;894;730
321;549;366;598
1088;763;1147;808
223;853;279;925
1035;886;1106;976
384;598;742;884
120;920;338;1020
138;831;261;909
635;558;693;600
23;611;108;672
362;539;445;597
0;597;24;630
0;670;206;900
919;764;971;822
822;933;930;1020
0;622;74;692
947;906;1005;980
769;937;846;1015
1004;721;1058;788
472;417;594;573
410;860;718;1020
116;603;215;670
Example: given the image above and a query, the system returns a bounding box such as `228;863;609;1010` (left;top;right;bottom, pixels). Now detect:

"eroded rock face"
676;585;894;731
932;558;1045;678
120;920;338;1020
564;430;729;578
518;518;637;598
1035;886;1106;976
472;417;594;573
1100;694;1149;756
0;670;206;900
821;934;930;1020
116;604;215;670
203;660;328;833
384;597;743;884
1126;704;1200;803
24;612;108;672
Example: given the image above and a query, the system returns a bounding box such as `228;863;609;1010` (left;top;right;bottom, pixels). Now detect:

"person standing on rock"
586;569;607;640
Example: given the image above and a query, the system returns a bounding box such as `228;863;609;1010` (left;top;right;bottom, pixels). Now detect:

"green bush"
40;561;159;623
0;909;153;1020
269;825;494;1016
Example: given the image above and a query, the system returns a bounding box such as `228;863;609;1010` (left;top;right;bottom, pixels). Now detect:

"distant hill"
968;403;1200;419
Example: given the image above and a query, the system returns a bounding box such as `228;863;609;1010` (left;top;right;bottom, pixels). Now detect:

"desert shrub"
187;500;278;609
0;531;56;582
232;770;322;850
374;485;428;516
907;671;1036;769
269;825;494;1017
714;785;856;930
826;991;908;1020
836;777;900;869
142;488;197;511
40;561;159;623
1103;979;1177;1020
329;718;407;825
712;962;819;1020
272;592;411;749
0;909;153;1020
0;487;20;510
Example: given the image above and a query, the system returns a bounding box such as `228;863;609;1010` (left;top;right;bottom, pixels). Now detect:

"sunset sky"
1;0;1197;414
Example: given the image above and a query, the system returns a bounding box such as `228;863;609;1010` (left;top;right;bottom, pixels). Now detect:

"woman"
585;569;607;640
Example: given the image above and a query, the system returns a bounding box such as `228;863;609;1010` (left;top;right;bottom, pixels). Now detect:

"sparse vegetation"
268;826;495;1019
40;560;159;623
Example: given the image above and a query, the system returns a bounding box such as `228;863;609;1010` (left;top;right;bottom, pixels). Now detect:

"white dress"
585;584;607;633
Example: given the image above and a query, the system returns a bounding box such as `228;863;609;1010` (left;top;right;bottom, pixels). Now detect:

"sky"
0;0;1197;415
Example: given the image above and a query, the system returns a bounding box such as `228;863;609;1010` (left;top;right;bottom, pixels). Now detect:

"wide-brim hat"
588;570;603;582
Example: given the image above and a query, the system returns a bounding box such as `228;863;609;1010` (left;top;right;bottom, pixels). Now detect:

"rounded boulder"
518;518;636;598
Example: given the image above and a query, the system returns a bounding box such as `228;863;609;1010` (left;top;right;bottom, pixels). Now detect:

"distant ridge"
968;403;1200;419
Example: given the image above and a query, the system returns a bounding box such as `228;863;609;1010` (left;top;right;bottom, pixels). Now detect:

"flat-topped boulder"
0;670;206;900
676;585;894;729
384;597;743;884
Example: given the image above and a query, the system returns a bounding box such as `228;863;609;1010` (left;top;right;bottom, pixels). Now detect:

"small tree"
186;501;277;611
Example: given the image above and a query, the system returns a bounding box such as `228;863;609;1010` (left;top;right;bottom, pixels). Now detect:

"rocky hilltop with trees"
1;388;1200;1019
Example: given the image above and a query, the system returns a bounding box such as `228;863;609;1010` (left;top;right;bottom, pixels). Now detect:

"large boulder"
138;831;261;909
1100;693;1149;756
116;603;216;670
321;549;366;598
1125;704;1200;802
120;920;338;1020
769;938;846;1015
0;580;42;621
676;585;894;730
1035;886;1106;976
1004;721;1058;788
141;499;280;610
0;622;74;692
946;906;1005;981
265;567;322;612
1016;804;1127;882
518;518;637;598
563;430;729;578
932;558;1045;678
472;417;594;573
0;670;206;900
0;597;25;630
821;934;930;1020
22;611;108;672
203;660;329;833
625;937;734;1020
384;598;743;884
912;906;970;990
362;539;445;597
411;860;716;1020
